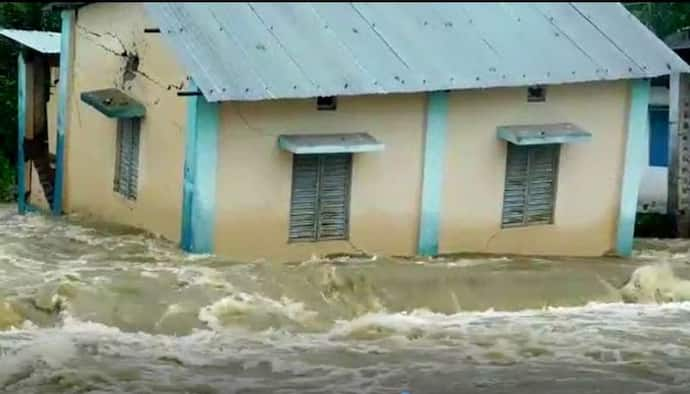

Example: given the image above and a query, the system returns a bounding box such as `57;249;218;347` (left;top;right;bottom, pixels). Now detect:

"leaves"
625;2;690;39
0;154;14;202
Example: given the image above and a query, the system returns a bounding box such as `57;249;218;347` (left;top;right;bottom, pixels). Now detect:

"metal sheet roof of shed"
0;29;60;54
145;2;690;103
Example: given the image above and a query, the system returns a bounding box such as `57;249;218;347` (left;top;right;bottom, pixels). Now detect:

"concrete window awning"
278;133;384;154
80;88;146;119
497;123;592;145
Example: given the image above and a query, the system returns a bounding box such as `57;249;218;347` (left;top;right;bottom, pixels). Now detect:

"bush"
0;154;15;202
635;212;675;238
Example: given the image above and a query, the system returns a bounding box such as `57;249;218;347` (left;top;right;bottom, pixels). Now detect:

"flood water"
2;204;690;393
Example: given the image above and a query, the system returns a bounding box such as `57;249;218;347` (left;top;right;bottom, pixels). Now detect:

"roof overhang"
278;133;384;154
0;29;60;54
43;2;89;11
497;123;592;145
80;88;146;119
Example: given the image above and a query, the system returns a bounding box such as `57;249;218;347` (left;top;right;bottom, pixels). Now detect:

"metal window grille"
501;144;559;227
114;118;141;200
289;153;352;242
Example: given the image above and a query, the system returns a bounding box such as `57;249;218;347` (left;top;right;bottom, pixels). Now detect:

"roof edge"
43;2;89;11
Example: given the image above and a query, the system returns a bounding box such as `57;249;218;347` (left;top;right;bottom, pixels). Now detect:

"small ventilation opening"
317;96;337;111
527;85;546;102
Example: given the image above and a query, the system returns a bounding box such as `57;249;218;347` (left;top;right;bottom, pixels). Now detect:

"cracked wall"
64;2;188;242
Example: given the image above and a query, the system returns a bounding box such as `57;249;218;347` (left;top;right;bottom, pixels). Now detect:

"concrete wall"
61;4;632;260
214;81;630;261
639;166;668;214
63;2;187;241
215;95;426;261
639;85;670;214
440;81;630;257
28;164;49;210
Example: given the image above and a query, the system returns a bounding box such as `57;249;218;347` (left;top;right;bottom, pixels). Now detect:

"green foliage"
0;3;59;202
0;154;15;202
625;2;690;39
635;213;675;238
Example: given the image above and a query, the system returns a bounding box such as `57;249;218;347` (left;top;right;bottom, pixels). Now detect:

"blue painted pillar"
180;82;219;254
53;9;75;216
16;52;27;215
418;91;449;256
616;79;651;257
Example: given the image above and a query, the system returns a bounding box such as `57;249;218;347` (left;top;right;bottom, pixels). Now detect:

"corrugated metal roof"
0;29;60;54
145;2;690;102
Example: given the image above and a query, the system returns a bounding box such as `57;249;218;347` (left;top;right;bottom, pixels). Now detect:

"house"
633;27;690;239
17;2;689;261
636;78;670;215
638;29;690;222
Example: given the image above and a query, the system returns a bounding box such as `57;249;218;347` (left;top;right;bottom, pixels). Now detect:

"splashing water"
2;204;690;393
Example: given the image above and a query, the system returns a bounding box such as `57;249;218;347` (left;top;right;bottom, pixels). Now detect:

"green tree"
625;2;690;39
0;3;59;201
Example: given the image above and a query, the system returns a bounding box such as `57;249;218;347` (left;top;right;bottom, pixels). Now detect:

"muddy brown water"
2;204;690;393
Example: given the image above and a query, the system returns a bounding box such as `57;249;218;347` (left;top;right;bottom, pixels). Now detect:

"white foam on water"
140;271;159;279
0;301;24;330
175;266;235;290
1;301;689;393
199;293;318;331
0;335;77;388
620;263;690;303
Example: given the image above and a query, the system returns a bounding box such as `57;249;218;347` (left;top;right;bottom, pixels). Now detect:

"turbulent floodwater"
2;205;690;393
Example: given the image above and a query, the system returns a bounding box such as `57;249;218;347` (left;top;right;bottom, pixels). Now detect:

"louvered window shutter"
317;154;351;240
289;153;352;242
114;118;141;200
289;155;320;241
502;144;559;227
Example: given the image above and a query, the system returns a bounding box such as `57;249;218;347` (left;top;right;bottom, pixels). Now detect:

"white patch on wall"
638;166;668;214
649;86;670;107
637;85;670;215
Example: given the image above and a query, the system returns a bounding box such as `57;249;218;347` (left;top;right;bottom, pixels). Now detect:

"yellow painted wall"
28;164;49;211
63;2;187;241
61;4;631;261
440;81;629;257
215;95;426;261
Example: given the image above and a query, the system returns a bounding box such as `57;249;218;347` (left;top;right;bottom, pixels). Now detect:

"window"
501;144;559;227
289;153;352;242
527;85;546;102
114;118;141;200
316;96;337;111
